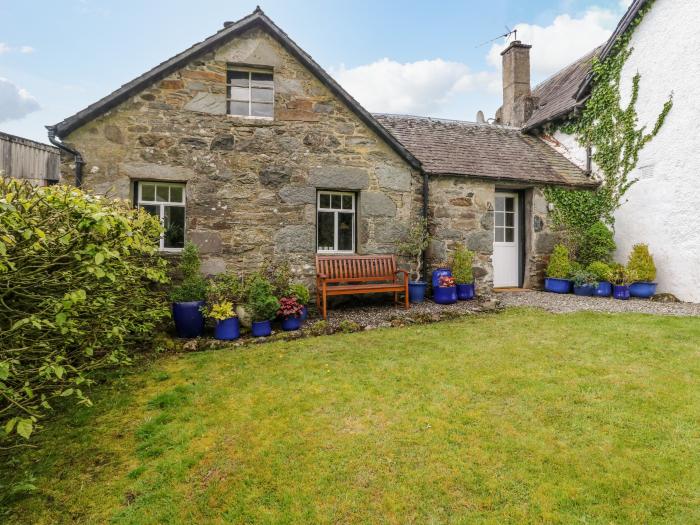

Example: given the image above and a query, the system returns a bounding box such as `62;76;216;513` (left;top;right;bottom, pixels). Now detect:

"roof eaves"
574;0;648;100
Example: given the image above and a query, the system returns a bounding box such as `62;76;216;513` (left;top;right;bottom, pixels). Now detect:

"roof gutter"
46;125;84;187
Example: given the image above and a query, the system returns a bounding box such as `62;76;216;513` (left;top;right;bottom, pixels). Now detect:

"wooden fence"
0;131;60;185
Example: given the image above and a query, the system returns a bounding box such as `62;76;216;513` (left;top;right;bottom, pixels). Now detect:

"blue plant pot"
300;306;308;321
573;284;596;296
281;316;302;331
434;286;457;304
595;281;612;297
408;281;427;303
456;282;475;300
544;278;572;294
172;301;205;338
613;285;630;300
214;317;240;341
251;320;272;337
629;282;657;298
432;268;452;289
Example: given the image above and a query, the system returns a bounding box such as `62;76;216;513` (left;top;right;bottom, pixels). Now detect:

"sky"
0;0;630;144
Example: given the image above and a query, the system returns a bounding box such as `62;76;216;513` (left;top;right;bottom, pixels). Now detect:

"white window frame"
316;191;356;254
226;66;274;119
137;181;186;252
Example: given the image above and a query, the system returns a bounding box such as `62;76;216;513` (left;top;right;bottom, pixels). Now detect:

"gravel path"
497;290;700;317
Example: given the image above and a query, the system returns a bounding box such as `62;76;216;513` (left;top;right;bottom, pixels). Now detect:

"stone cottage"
48;7;594;294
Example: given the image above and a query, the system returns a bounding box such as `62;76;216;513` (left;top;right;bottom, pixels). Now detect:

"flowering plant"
277;296;304;318
438;275;456;287
207;301;236;321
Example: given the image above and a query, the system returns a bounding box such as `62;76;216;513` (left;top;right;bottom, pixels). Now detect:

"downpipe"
46;125;84;187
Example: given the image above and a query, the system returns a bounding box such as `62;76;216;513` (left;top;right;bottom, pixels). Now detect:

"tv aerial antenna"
476;26;518;48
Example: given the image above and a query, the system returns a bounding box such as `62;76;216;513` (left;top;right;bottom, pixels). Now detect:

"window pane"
505;228;514;243
251;72;273;86
317;211;334;251
505;212;514;227
229;100;249;116
495;227;504;242
251;102;273;117
229;86;249;101
319;193;330;208
505;197;514;212
331;194;342;209
342;195;353;210
338;213;354;251
164;206;185;249
251;87;273;103
495;196;505;212
156;185;169;202
170;185;183;203
141;183;155;201
495;213;504;227
229;71;249;87
140;204;158;217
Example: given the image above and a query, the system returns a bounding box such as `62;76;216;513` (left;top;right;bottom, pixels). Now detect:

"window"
137;182;186;251
227;68;274;118
317;191;355;253
494;195;516;243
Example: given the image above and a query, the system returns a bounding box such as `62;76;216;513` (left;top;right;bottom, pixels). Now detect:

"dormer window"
226;67;274;118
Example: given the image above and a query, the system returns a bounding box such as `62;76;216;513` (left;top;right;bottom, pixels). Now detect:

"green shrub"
308;320;329;336
568;261;583;277
337;320;362;333
577;221;616;266
587;261;613;282
0;179;168;443
627;243;656;282
398;218;430;281
546;244;571;279
169;243;208;302
451;243;475;284
206;271;243;307
570;268;597;288
261;260;292;298
245;273;280;321
288;282;310;305
610;263;637;286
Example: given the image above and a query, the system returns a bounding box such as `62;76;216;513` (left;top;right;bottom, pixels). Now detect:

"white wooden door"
493;192;519;287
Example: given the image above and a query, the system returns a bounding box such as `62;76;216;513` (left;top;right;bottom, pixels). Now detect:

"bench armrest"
395;269;409;281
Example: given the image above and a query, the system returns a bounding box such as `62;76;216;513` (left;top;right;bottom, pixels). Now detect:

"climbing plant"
545;0;673;249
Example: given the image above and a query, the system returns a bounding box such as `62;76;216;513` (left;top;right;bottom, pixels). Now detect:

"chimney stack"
498;40;534;127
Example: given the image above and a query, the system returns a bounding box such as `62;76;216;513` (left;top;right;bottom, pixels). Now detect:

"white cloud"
0;78;40;123
331;58;498;115
487;7;620;79
20;46;35;54
0;43;10;54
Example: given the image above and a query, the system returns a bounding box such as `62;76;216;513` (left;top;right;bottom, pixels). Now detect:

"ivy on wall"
545;0;673;240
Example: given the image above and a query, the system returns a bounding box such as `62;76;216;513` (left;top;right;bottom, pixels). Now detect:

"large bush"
0;179;169;442
627;243;656;282
577;221;616;266
546;244;571;279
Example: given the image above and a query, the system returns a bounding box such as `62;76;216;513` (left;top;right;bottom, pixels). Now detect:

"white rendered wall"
544;0;700;302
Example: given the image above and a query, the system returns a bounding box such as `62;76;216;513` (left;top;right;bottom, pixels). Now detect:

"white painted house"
501;0;700;302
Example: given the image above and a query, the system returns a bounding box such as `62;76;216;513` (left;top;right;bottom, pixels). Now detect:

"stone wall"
61;27;422;282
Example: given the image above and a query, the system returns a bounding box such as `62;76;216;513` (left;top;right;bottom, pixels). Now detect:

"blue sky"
0;0;628;143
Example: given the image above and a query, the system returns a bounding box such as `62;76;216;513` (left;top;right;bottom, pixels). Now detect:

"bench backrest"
316;255;397;281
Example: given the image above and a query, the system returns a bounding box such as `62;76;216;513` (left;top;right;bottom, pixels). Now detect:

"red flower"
439;275;456;287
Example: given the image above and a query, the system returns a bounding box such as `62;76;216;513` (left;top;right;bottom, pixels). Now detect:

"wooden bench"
315;254;409;319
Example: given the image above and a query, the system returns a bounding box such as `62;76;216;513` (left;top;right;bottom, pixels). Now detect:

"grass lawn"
3;308;700;524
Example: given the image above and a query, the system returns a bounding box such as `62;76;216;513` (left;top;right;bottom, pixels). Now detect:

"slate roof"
49;8;420;169
522;46;601;131
375;114;596;188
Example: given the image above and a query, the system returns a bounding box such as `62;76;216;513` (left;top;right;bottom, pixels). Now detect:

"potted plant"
587;261;613;297
570;268;598;296
544;244;572;293
434;274;457;304
451;243;476;300
204;272;242;340
610;263;637;300
277;296;304;331
170;243;209;338
627;243;657;298
246;273;280;337
288;282;311;320
208;301;240;340
398;217;430;303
